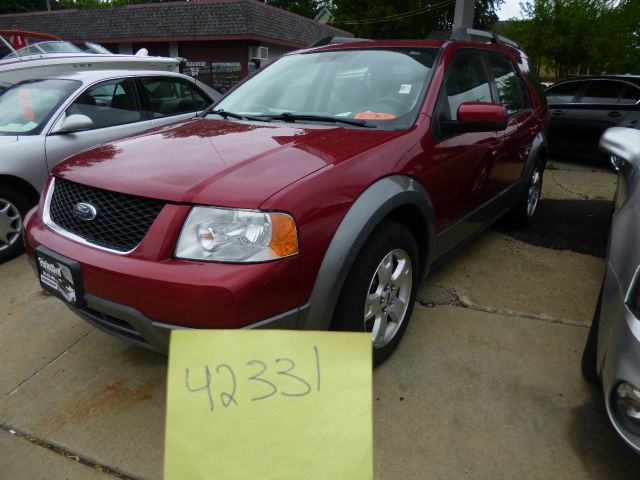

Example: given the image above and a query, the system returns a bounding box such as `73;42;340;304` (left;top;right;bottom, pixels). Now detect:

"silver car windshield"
0;79;80;135
215;48;438;129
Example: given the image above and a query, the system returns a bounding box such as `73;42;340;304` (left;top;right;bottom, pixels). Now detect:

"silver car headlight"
175;206;298;262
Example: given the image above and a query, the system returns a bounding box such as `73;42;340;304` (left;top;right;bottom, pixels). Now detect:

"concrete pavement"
2;159;639;479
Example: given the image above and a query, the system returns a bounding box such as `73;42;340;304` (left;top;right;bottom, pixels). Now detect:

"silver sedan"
582;126;640;453
0;69;219;261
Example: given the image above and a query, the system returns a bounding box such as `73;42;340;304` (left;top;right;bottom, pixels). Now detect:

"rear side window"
442;55;492;121
66;78;142;129
486;55;528;114
546;81;582;104
619;85;640;105
141;77;210;118
580;81;623;104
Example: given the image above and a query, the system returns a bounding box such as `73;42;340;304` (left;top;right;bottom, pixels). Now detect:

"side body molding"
298;175;436;331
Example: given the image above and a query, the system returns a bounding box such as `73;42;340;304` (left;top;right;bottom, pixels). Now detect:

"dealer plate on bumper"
36;247;83;306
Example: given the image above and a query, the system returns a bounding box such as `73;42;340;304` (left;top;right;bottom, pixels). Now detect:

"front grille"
48;178;165;252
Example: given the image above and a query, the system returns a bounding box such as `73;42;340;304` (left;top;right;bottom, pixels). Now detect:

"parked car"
545;75;640;161
0;69;219;261
24;29;550;364
582;126;640;453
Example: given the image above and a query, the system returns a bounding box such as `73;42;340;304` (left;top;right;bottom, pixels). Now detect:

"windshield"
215;48;438;129
81;42;112;54
0;79;80;135
2;41;83;59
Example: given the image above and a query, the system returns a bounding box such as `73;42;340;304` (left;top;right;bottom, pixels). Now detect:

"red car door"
424;51;503;242
485;53;538;188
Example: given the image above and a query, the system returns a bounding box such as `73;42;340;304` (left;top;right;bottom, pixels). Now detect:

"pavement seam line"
550;177;590;200
0;423;138;479
2;329;93;401
419;284;589;328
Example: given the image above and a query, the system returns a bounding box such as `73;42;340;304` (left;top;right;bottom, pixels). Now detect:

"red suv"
24;29;549;364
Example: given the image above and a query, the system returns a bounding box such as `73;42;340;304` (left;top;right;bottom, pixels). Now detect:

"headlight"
175;206;298;262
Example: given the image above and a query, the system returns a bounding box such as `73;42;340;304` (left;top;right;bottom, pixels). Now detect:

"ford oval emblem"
73;202;97;221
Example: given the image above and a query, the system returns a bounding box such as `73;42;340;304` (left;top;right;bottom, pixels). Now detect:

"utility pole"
46;0;52;11
453;0;475;29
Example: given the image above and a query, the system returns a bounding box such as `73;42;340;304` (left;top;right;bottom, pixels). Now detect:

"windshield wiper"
260;112;376;128
201;107;269;122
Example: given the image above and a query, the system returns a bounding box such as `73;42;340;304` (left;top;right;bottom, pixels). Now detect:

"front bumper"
24;206;304;353
599;264;640;453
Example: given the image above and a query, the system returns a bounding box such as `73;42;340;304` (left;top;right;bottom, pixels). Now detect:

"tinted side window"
66;78;142;129
486;55;527;114
443;55;492;121
580;81;623;104
141;78;210;117
546;82;582;104
619;85;640;105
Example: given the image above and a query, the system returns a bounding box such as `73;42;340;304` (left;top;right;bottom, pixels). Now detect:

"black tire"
507;157;544;227
0;184;32;263
582;284;603;385
332;220;420;366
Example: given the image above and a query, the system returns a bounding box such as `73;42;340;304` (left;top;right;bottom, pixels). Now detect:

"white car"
0;69;220;261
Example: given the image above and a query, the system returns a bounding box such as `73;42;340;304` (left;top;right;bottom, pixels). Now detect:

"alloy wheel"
0;197;22;252
363;248;413;348
527;167;542;217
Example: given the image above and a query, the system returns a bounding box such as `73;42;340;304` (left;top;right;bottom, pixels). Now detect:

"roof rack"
450;27;521;50
309;36;372;48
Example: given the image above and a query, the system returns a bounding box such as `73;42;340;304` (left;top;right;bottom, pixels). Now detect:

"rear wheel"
0;184;31;263
507;157;544;227
332;221;420;365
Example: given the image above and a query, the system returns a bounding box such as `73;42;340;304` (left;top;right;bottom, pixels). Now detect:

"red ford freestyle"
24;29;549;364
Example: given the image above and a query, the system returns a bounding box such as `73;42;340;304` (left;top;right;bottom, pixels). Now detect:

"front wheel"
332;221;420;365
0;184;31;263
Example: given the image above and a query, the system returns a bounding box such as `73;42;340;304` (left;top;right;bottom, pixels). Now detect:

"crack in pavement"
418;284;589;328
0;424;137;479
2;330;93;402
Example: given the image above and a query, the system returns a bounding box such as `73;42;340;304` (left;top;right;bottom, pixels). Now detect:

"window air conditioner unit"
249;46;269;61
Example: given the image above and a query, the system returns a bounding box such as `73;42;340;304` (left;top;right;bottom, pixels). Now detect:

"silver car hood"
0;136;18;144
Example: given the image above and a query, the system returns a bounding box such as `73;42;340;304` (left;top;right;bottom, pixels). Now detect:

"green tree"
262;0;319;18
499;0;639;79
0;0;173;13
0;0;48;14
330;0;503;39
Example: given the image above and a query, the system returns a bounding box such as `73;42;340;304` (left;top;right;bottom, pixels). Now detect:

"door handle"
608;111;622;118
552;110;563;116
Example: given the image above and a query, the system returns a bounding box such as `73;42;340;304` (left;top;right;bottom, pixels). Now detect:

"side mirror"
53;114;93;134
443;102;508;134
600;127;640;168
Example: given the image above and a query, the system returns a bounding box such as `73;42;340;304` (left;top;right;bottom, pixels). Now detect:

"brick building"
0;0;351;90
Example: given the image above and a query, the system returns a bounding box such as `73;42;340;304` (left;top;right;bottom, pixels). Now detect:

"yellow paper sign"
164;329;373;480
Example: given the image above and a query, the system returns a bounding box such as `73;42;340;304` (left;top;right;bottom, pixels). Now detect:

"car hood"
53;118;403;207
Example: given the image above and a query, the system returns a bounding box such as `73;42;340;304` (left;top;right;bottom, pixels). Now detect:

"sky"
496;0;524;20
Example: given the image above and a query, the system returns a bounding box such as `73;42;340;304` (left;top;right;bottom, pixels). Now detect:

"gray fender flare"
298;175;436;331
523;131;547;182
512;131;547;206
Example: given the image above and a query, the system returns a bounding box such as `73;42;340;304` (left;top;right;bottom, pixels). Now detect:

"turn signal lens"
269;213;298;257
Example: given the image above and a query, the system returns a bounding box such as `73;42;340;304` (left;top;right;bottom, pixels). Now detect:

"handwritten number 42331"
184;346;321;412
